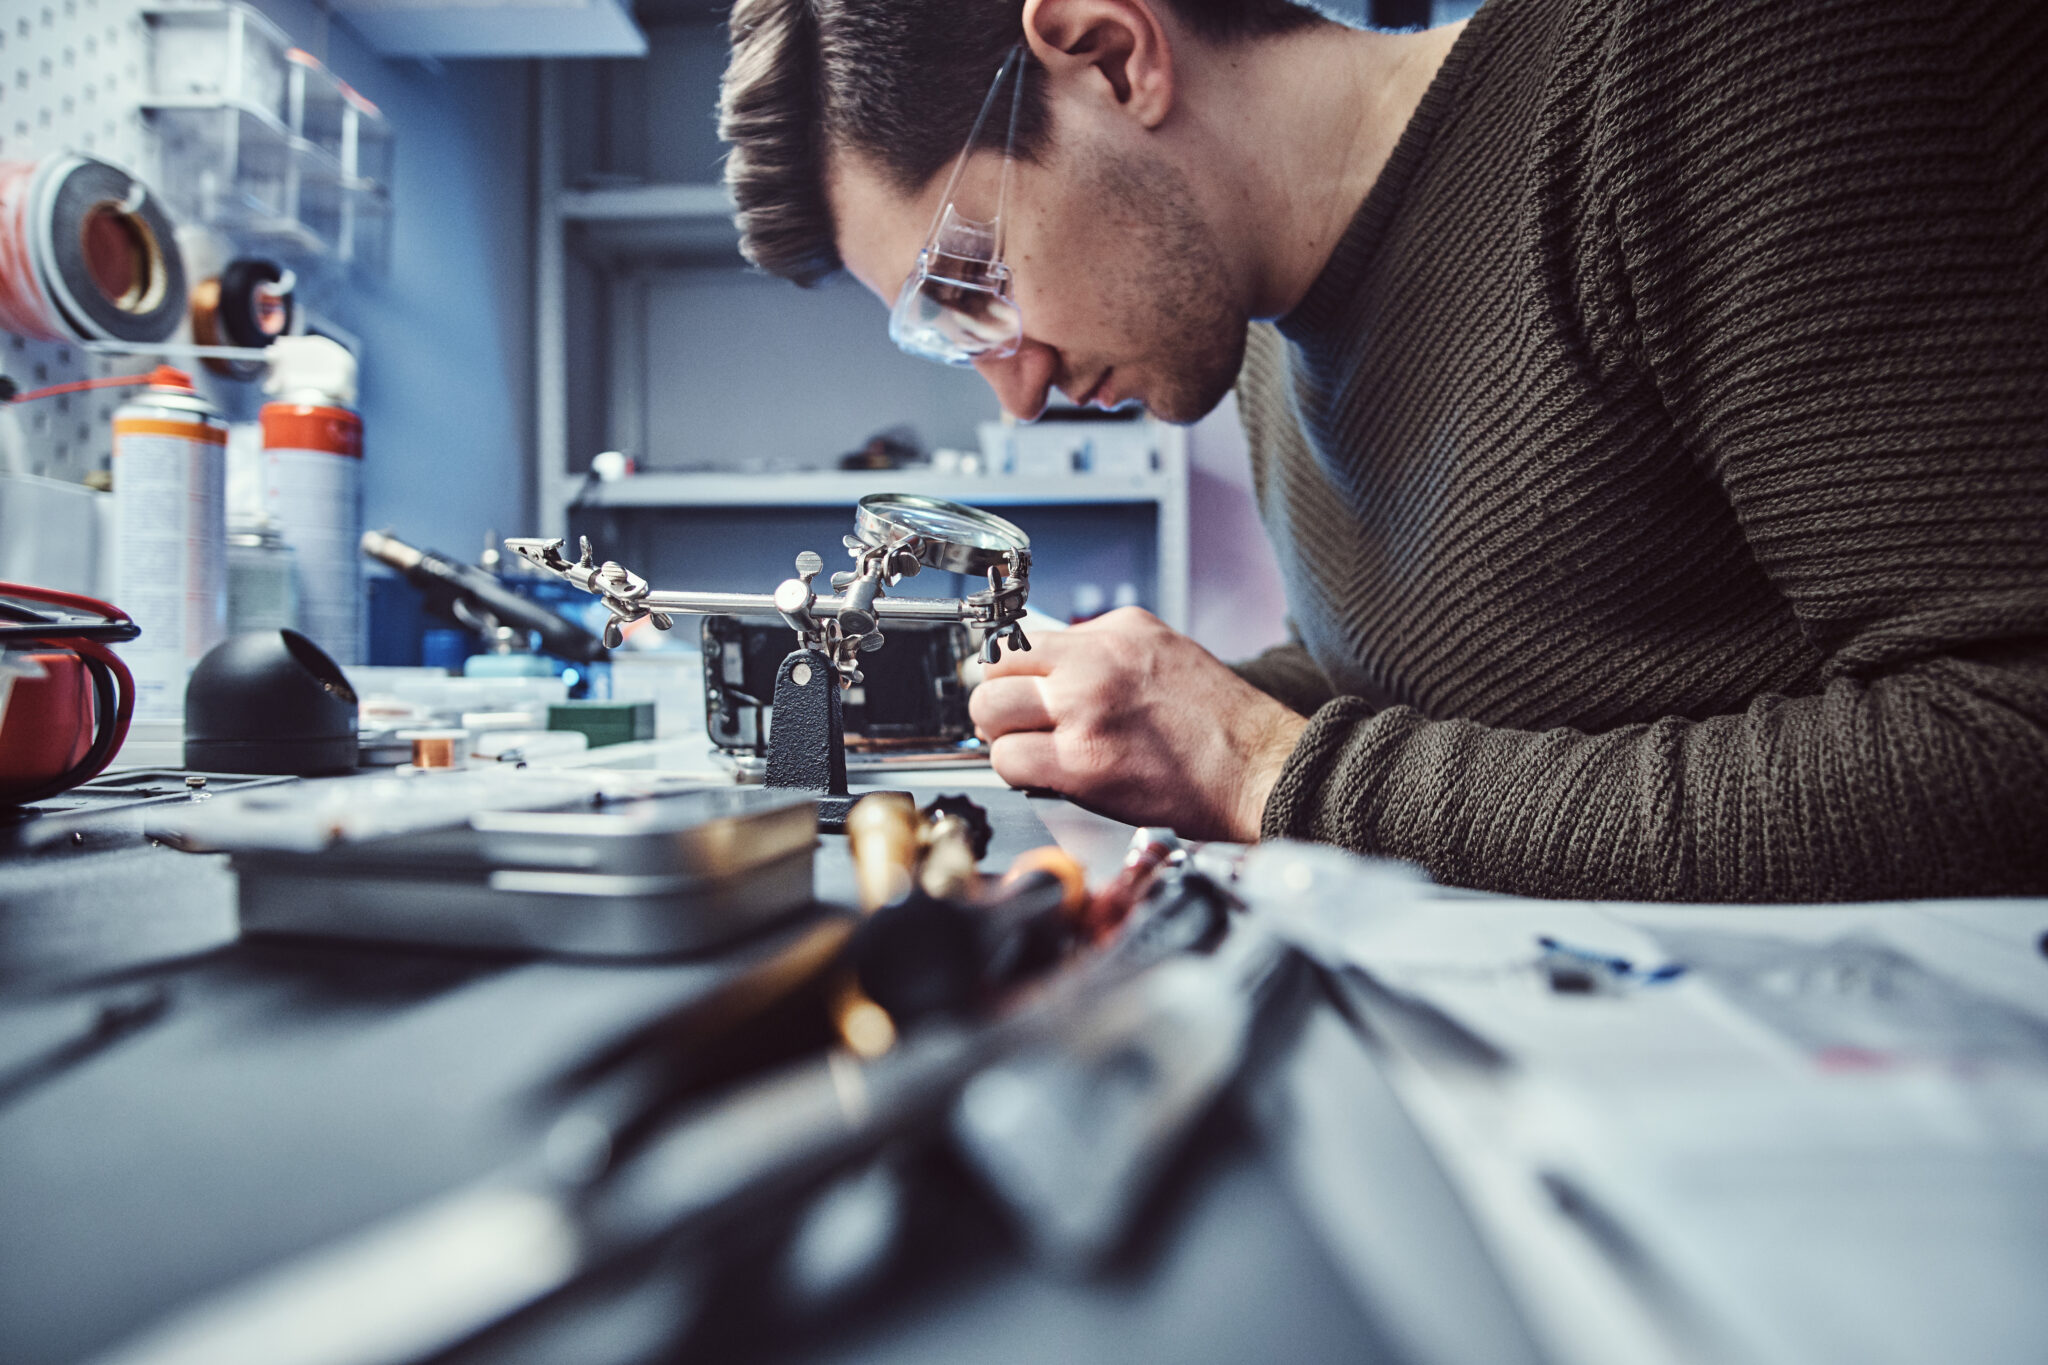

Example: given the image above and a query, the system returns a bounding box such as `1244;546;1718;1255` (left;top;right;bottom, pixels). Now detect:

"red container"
0;651;97;801
0;584;138;805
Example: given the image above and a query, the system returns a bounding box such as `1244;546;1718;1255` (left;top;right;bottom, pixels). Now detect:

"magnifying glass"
853;493;1031;577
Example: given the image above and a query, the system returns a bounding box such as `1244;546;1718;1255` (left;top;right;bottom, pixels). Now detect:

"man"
719;0;2048;900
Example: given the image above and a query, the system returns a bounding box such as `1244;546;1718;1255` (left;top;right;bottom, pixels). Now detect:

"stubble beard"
1088;147;1247;425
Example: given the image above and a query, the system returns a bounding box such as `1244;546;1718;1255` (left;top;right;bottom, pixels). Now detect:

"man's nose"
972;341;1056;422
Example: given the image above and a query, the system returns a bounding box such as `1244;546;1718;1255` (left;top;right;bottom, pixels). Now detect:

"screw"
791;662;813;687
184;775;206;790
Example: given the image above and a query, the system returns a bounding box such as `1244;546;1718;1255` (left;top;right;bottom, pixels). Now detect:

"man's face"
831;135;1248;424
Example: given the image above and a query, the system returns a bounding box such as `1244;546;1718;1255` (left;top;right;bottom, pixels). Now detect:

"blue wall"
249;1;535;562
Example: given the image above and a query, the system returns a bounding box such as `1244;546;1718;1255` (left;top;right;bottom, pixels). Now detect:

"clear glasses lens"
888;252;1022;366
889;49;1027;367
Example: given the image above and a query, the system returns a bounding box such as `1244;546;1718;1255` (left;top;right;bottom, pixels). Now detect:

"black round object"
184;630;358;775
922;794;993;859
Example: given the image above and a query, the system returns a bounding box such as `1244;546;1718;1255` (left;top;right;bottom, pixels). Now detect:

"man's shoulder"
1231;322;1312;486
1233;325;1291;429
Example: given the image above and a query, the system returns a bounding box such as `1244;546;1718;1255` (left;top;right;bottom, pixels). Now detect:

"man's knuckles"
1080;605;1163;633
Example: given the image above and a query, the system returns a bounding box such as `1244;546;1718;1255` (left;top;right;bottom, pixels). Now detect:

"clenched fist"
969;608;1308;841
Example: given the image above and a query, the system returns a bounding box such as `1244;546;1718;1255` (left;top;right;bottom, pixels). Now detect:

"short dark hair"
720;0;1324;284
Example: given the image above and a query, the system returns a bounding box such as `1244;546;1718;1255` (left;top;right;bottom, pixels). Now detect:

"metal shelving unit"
566;450;1190;629
557;182;739;263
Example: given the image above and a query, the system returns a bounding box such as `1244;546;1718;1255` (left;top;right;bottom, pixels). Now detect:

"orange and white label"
112;417;228;444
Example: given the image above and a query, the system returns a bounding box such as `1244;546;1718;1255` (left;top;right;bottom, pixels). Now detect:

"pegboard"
0;0;165;484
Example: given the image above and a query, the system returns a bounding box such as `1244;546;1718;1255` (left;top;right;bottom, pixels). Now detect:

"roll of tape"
0;160;64;341
37;155;188;343
192;258;296;378
216;258;296;347
0;154;187;345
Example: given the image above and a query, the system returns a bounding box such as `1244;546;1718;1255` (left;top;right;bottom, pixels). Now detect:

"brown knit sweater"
1233;0;2048;901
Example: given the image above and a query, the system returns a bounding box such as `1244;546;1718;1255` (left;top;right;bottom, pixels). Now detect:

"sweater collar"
1277;7;1489;346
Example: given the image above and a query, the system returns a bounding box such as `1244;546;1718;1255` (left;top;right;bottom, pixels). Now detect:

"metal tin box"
163;775;818;957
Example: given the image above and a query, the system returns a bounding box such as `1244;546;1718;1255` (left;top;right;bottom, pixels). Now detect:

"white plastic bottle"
260;337;363;664
112;366;227;720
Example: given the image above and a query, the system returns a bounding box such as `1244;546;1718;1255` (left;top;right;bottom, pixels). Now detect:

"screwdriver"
850;843;1090;1023
1080;828;1183;942
977;845;1088;986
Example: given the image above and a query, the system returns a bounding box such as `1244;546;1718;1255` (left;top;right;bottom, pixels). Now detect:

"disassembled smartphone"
700;616;985;776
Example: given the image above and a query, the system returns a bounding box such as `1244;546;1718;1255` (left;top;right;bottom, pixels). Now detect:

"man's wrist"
1238;710;1309;841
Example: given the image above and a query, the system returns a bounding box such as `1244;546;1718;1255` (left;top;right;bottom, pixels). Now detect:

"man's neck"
1176;18;1467;320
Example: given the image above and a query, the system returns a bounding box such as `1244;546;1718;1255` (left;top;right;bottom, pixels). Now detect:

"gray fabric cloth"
1233;0;2048;900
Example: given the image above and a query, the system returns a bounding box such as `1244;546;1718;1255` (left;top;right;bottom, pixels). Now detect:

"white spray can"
260;336;363;665
112;366;227;721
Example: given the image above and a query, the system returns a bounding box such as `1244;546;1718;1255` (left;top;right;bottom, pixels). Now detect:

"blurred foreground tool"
975;845;1088;988
845;793;921;911
1080;827;1183;941
361;529;605;664
954;879;1284;1271
847;790;995;911
850;842;1090;1025
538;916;858;1166
917;795;993;900
84;836;1245;1365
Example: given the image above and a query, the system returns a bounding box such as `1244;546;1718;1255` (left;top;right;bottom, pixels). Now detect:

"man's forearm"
1260;643;2048;902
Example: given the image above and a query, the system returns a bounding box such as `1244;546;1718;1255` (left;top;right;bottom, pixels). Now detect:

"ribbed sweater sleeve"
1232;636;1338;716
1262;0;2048;900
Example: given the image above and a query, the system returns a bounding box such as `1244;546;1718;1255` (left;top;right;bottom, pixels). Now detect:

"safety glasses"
887;47;1027;366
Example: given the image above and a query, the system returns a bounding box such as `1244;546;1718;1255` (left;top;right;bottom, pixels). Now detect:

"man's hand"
969;608;1310;841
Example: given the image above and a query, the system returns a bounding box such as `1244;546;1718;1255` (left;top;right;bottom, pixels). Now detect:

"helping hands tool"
505;494;1031;832
361;530;605;664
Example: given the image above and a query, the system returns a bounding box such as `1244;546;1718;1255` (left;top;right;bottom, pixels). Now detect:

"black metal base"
812;790;913;835
814;793;859;834
765;647;848;795
762;647;914;833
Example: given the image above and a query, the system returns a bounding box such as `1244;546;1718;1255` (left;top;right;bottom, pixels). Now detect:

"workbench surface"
0;780;1379;1365
5;771;2045;1365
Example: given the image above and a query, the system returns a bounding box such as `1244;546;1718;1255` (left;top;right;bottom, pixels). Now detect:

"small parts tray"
162;774;819;958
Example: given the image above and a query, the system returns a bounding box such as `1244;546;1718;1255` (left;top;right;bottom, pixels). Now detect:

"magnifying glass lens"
855;494;1030;576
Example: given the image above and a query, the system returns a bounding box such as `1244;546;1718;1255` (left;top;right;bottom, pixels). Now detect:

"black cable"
0;623;141;645
0;597;140;644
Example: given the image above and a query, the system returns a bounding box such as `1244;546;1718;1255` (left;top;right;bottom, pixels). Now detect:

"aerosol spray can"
112;366;227;721
260;336;363;665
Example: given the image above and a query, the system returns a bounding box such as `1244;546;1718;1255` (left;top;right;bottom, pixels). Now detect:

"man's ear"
1022;0;1175;128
